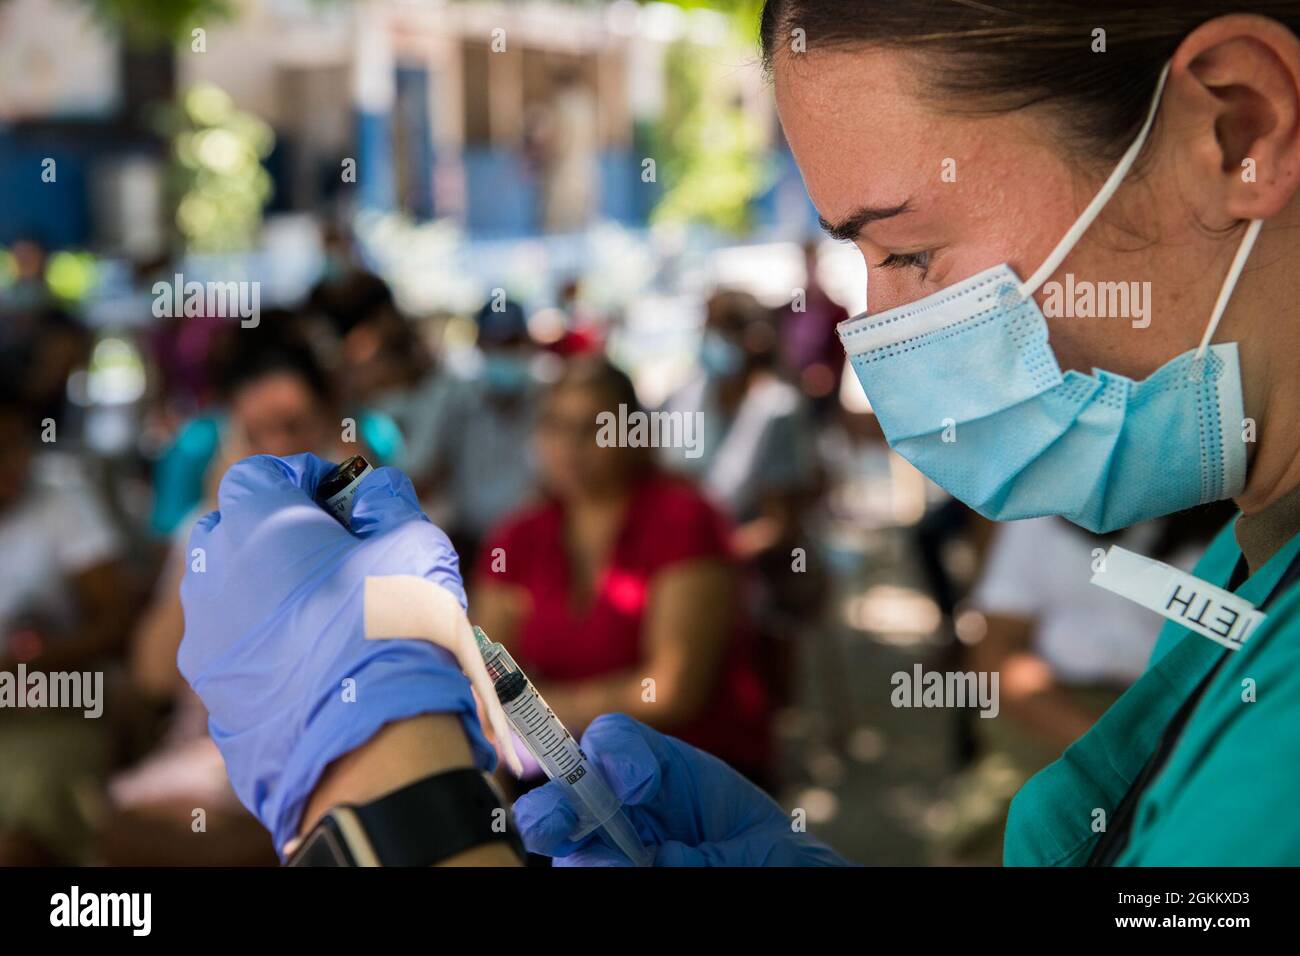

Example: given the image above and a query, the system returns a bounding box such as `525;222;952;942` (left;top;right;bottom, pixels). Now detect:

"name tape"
1090;546;1265;652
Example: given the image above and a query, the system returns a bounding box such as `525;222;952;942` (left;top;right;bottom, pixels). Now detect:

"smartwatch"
287;768;526;866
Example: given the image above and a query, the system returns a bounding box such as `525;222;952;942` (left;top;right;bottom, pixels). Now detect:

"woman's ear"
1170;14;1300;222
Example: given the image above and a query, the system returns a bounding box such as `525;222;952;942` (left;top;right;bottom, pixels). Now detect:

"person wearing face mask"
664;291;818;564
107;330;379;865
176;2;1300;869
662;291;823;707
471;358;771;787
514;3;1300;866
407;297;542;568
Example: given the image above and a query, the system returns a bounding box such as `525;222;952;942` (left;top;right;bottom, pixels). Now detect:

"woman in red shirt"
472;357;771;784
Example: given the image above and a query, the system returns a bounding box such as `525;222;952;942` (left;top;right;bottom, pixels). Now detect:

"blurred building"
1;0;794;248
0;0;168;252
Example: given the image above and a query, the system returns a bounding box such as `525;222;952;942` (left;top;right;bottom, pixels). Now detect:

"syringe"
474;627;652;866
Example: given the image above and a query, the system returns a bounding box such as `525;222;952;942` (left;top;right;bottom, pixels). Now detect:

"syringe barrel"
482;642;651;865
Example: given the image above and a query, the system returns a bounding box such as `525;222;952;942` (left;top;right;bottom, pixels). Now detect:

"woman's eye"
875;251;932;276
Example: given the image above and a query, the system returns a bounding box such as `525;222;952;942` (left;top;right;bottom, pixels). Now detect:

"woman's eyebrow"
818;200;913;242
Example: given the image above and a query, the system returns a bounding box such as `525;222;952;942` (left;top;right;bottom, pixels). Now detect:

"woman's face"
231;372;330;458
535;384;632;500
774;47;1233;379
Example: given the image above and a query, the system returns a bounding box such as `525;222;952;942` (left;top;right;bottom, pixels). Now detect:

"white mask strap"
1195;218;1263;359
1017;60;1263;359
1019;62;1172;298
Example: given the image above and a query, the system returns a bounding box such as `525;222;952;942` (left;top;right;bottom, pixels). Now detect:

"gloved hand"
513;714;851;866
178;453;493;855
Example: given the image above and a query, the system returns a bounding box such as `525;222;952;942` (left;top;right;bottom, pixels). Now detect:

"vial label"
322;463;373;525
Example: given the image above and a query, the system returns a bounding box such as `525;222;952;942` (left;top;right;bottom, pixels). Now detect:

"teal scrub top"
1005;518;1300;865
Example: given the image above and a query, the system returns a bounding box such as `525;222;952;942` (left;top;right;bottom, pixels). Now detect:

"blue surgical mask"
699;330;745;377
838;64;1260;534
481;353;533;395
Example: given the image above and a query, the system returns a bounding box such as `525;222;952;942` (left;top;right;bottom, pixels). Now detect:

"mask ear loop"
1016;61;1263;369
1194;218;1263;360
1018;62;1172;299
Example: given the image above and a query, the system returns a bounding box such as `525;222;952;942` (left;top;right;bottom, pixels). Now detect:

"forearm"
539;669;704;734
1002;684;1107;752
538;675;636;731
994;650;1105;750
732;494;802;559
129;586;187;698
299;713;520;866
969;618;1099;750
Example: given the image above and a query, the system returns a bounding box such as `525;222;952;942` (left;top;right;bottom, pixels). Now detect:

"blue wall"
356;110;396;212
462;147;536;236
460;147;659;238
0;132;94;246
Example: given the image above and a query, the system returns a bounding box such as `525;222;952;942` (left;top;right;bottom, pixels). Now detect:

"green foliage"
44;251;99;302
78;0;235;45
650;39;768;235
160;84;275;253
647;0;764;44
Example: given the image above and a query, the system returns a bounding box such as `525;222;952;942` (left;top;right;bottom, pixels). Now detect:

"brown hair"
544;355;657;477
760;1;1300;160
549;355;644;416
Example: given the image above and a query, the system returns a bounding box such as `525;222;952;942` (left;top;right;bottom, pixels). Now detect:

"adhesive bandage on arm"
363;575;524;776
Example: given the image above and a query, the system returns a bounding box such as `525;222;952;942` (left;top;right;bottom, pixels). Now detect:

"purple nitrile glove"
179;453;493;855
514;714;851;866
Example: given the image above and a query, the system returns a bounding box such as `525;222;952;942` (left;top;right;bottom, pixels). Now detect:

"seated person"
472;357;771;786
661;290;817;562
149;318;401;536
100;334;381;865
661;290;823;706
0;387;131;864
411;298;542;566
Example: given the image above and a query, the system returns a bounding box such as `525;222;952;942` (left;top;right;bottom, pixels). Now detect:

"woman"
105;333;378;865
662;289;823;705
472;357;771;783
150;316;402;536
513;1;1300;865
0;387;132;865
663;290;816;559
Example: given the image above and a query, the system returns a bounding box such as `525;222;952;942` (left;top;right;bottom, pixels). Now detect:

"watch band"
296;768;526;867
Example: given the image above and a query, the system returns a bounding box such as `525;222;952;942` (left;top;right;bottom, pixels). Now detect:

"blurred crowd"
0;226;1232;866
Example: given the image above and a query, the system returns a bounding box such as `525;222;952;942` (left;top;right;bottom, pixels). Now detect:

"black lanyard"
1086;549;1300;866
